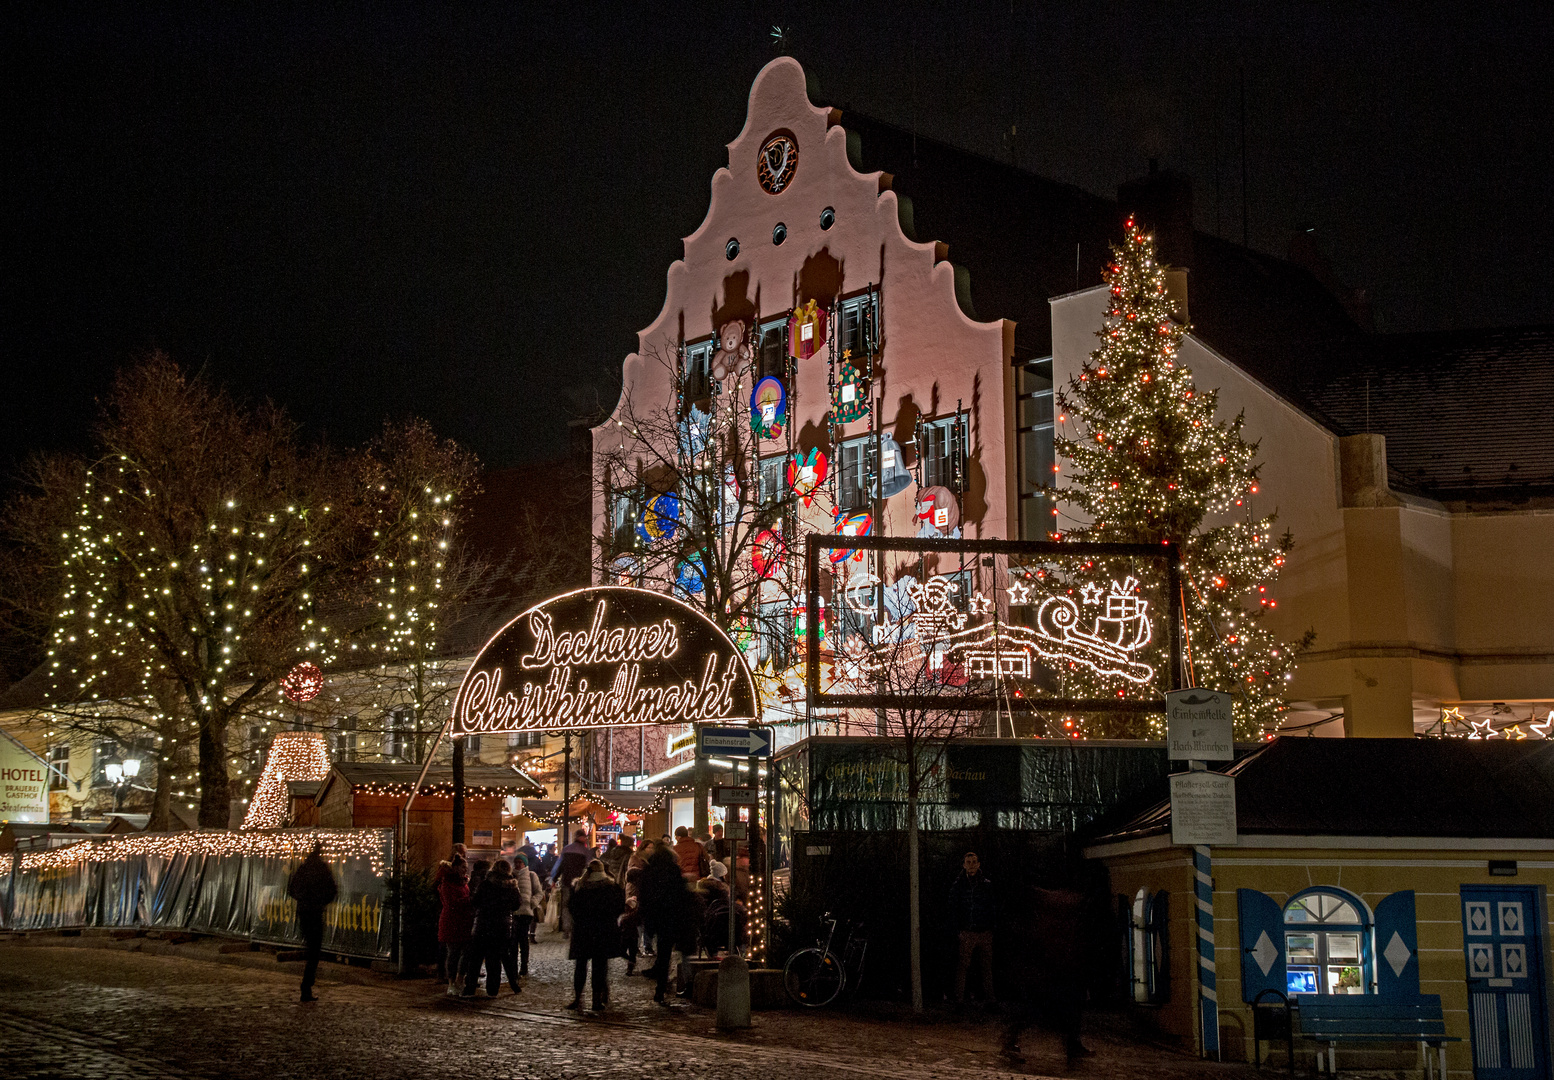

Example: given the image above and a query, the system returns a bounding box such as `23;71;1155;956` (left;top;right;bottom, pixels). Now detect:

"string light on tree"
1053;218;1311;738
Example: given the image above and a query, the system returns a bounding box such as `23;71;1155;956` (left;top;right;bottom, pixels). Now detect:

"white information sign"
1166;688;1235;761
0;733;51;823
1170;770;1238;846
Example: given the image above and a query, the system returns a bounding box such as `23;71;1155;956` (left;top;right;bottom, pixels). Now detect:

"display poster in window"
1166;688;1235;761
1170;770;1238;846
452;586;758;736
0;731;50;823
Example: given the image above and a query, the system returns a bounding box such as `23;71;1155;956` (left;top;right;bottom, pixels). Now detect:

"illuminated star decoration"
1530;714;1553;740
969;593;994;616
1080;582;1104;606
1006;580;1032;606
1467;719;1495;740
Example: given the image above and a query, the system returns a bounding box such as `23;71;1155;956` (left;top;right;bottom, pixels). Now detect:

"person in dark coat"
434;854;473;996
551;829;592;936
464;859;522;997
286;841;339;1003
949;851;997;1006
639;843;698;1004
566;860;626;1011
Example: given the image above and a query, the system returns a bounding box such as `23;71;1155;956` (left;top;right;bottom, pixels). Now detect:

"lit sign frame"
452;586;758;736
804;535;1183;714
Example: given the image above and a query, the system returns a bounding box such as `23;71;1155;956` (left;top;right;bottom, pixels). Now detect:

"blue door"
1461;885;1549;1079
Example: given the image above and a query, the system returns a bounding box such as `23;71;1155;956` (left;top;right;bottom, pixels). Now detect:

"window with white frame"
507;730;543;750
683;339;714;403
1285;888;1368;996
1126;888;1169;1004
755;318;787;381
49;742;70;790
919;416;967;492
836;434;872;510
331;716;357;762
836;292;877;360
757;455;786;507
383;707;411;762
1016;357;1056;539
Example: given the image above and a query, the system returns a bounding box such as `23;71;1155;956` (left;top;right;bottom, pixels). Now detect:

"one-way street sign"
697;725;772;758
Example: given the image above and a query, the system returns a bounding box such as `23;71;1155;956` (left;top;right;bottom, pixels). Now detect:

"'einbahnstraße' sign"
451;586;758;736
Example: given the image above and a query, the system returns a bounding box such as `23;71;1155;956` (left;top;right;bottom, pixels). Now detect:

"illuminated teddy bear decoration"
710;320;752;383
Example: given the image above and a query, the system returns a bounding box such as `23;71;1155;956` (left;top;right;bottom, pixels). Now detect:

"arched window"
1126;888;1170;1004
1284;887;1370;996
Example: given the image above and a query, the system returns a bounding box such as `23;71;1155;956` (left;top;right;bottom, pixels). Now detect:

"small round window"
772;223;787;246
726;238;740;261
820;206;836;230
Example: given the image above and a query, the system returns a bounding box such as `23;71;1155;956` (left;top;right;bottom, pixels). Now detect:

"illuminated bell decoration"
787;299;827;360
831;356;870;423
787;448;828;508
752;529;787;579
829;509;873;564
636;493;680;544
915;485;960;537
877;434;912;497
280;661;324;703
749;376;787;440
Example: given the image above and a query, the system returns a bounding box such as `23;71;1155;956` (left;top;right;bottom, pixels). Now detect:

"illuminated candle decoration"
240;730;332;830
280;661;325;703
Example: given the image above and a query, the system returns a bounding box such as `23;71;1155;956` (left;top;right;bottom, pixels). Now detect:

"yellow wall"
1100;839;1554;1073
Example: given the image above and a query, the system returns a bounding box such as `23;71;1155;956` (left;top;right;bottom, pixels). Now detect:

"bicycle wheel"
784;947;845;1007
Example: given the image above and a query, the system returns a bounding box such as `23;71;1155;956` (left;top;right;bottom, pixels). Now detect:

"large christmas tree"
1055;218;1308;738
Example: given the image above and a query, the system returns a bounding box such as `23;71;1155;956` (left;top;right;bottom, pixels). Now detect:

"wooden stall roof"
315;762;545;807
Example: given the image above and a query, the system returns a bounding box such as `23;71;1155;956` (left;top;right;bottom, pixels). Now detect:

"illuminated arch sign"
451;587;758;736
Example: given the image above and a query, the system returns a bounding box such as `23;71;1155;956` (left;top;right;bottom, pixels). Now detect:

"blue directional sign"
697;725;772;758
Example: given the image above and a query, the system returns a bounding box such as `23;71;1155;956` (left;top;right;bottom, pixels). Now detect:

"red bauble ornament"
280;661;324;703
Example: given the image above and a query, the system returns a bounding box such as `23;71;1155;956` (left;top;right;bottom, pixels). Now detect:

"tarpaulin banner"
795;739;1173;834
1;828;392;958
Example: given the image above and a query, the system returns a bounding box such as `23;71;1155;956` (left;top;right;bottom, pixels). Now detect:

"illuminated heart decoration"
787;448;828;507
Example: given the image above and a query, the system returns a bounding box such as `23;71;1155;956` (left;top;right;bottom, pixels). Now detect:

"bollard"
716;951;751;1029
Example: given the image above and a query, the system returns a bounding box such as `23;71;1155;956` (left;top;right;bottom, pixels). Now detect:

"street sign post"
1170;769;1238;846
723;821;748;840
713;786;758;806
1166;689;1235;761
697;726;772;758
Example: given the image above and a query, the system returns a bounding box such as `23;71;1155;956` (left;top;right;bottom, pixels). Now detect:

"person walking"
286;840;339;1003
507;853;537;983
949;851;997;1007
466;860;522;997
551;829;591;936
434;853;473;996
707;822;731;864
672;825;709;881
640;841;697;1005
566;859;626;1011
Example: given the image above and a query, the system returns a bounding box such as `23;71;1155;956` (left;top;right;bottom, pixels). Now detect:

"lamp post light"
106;757;142;811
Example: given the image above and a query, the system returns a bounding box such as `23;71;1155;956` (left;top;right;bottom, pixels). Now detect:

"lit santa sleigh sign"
803;534;1183;715
452;587;758;736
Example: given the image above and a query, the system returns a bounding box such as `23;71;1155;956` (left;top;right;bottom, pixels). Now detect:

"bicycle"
783;912;868;1007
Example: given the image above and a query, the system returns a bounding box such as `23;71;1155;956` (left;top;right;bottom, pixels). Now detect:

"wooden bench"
1294;995;1460;1078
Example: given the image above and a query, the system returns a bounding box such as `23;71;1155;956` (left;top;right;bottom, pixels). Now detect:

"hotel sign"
452;587;758;736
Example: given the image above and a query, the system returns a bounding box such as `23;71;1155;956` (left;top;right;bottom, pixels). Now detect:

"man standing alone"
949;851;996;1007
287;840;339;1003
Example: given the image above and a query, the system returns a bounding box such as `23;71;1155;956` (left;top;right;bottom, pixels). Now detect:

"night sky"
6;2;1551;480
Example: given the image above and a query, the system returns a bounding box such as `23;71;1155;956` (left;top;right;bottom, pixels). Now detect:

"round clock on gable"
757;133;798;194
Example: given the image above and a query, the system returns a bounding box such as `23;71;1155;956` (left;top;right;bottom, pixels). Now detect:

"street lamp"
105;757;142;811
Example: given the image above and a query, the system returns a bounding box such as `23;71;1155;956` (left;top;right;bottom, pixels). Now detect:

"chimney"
1118;163;1195;271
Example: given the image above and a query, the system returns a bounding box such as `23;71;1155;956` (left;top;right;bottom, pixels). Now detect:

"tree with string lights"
6;355;450;826
1054;219;1310;738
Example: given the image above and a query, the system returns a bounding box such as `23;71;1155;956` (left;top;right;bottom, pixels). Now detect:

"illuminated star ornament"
280;661;325;703
1080;582;1104;606
1006;580;1032;606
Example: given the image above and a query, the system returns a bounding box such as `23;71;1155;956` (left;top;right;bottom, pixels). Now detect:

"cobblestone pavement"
0;929;1262;1080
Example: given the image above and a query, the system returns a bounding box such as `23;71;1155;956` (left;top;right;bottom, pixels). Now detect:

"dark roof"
1091;737;1554;844
1301;326;1554;502
286;780;323;800
840;113;1554;507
